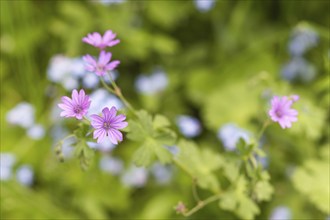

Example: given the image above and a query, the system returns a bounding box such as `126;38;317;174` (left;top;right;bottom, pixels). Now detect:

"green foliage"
176;139;223;193
292;147;330;214
203;81;260;130
127;111;176;167
219;176;260;220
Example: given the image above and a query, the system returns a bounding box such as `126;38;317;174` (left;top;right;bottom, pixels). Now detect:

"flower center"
96;64;104;72
275;109;283;117
73;105;82;114
103;122;111;130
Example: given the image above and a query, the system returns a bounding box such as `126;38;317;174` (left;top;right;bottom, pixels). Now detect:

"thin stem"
257;119;270;140
100;77;115;94
172;158;194;178
109;77;136;113
192;178;201;202
183;194;222;217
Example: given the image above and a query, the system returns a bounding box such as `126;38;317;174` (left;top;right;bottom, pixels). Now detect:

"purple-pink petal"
90;106;127;144
268;95;299;129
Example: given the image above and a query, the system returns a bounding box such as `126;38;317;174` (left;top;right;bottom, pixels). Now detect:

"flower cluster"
281;25;318;82
58;30;127;145
82;30;120;77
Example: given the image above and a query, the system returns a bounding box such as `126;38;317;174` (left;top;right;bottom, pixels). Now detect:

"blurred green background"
1;0;329;219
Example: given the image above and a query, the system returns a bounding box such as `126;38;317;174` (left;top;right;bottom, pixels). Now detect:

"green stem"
192;178;201;202
101;73;137;115
183;194;222;217
257;119;270;140
173;158;194;178
100;77;115;94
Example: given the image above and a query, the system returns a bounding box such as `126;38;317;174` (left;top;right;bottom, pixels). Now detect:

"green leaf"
292;157;330;214
219;191;237;211
223;160;240;183
254;180;273;202
126;120;147;141
203;81;259;131
132;143;155;167
74;140;94;170
129;111;177;167
236;195;260;220
176;139;224;192
153;114;171;130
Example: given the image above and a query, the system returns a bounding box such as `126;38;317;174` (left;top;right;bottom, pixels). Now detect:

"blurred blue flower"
151;163;173;185
6;102;35;128
269;206;292;220
87;138;116;152
99;155;123;175
121;165;148;188
82;72;100;89
16;165;34;186
135;70;168;95
176;115;202;138
217;123;251;151
88;89;124;116
164;145;180;156
288;27;318;56
98;0;125;5
26;124;45;140
194;0;215;12
0;153;16;181
281;57;316;82
47;55;87;91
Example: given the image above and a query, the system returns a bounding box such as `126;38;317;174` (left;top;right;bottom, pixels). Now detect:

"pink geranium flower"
91;107;128;144
58;89;91;120
82;30;120;50
83;51;120;76
268;95;299;129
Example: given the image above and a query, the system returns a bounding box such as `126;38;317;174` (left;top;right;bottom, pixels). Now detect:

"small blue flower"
151;163;173;185
269;206;292;220
87;138;116;152
88;89;123;116
0;153;16;181
16;165;34;186
6;102;35;129
217;123;251;151
281;57;316;82
194;0;215;12
121;165;148;188
164;145;180;156
176;115;202;138
288;26;318;56
27;124;45;140
99;155;123;175
135;70;168;95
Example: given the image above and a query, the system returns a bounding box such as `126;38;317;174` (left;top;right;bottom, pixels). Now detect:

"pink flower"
83;51;120;76
82;30;120;50
91;107;128;144
58;89;91;120
268;95;299;129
